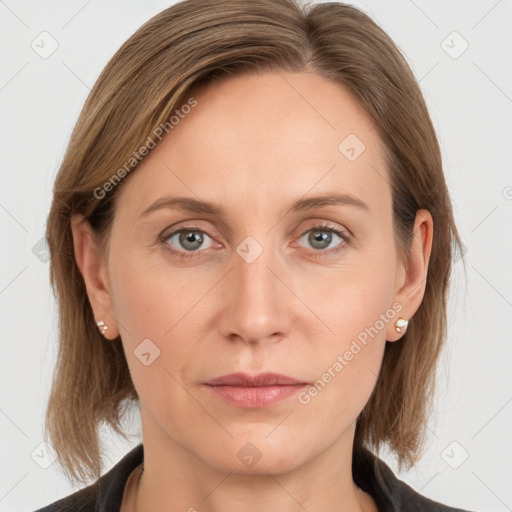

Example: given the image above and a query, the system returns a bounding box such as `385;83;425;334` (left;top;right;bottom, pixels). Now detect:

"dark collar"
352;444;471;511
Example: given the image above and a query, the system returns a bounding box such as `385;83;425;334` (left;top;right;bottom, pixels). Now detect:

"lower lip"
204;384;307;408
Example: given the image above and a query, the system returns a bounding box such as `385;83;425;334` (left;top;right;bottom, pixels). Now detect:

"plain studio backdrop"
0;1;511;511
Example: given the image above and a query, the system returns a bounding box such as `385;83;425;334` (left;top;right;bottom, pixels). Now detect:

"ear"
386;208;433;342
70;214;120;340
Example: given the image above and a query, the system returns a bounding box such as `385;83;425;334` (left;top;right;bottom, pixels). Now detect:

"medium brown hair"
44;0;466;484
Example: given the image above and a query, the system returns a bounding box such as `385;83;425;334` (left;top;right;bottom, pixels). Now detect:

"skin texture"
72;70;433;512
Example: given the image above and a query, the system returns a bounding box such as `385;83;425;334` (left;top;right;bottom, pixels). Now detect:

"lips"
203;372;309;408
204;372;308;387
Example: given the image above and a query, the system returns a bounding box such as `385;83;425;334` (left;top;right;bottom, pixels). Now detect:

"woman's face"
92;71;429;474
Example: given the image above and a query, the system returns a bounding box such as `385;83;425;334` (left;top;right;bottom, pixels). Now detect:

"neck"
123;415;377;512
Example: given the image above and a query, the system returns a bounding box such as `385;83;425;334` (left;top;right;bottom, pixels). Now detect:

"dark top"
34;443;474;511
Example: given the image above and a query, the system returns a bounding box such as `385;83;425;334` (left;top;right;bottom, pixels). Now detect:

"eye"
161;226;216;260
297;223;350;256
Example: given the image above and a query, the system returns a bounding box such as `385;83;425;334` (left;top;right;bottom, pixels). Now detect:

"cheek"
109;243;203;342
302;254;397;414
107;247;211;401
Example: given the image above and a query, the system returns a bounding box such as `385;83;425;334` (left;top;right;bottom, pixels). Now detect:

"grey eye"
166;229;214;252
300;229;343;250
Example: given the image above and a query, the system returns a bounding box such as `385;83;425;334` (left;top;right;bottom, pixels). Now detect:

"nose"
217;240;294;346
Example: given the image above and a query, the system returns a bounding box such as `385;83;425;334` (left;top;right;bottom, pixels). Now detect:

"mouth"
203;372;309;408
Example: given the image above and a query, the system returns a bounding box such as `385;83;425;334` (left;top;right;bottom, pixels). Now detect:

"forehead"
116;71;390;220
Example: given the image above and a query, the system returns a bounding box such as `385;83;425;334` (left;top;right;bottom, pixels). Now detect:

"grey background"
1;0;511;510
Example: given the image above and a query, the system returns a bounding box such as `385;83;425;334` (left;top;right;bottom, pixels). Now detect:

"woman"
36;0;471;510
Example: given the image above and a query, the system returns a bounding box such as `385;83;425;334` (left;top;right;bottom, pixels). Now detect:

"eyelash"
159;222;351;261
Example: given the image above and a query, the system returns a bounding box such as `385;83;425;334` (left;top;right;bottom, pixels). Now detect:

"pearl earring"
96;319;108;335
394;317;408;334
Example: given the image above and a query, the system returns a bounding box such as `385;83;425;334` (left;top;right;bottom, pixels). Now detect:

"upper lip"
204;372;308;387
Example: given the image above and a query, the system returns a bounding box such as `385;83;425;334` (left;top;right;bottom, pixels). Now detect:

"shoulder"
353;445;475;512
33;443;144;512
33;484;96;512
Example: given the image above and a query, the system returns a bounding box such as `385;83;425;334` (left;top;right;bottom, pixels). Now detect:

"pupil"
310;230;331;248
181;231;202;250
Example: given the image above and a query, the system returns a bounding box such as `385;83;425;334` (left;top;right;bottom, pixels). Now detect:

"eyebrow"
140;192;370;219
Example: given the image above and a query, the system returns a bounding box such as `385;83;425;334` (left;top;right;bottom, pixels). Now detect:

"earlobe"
386;209;433;342
70;214;120;340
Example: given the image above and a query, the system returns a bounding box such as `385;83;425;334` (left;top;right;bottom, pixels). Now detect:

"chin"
200;433;310;476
